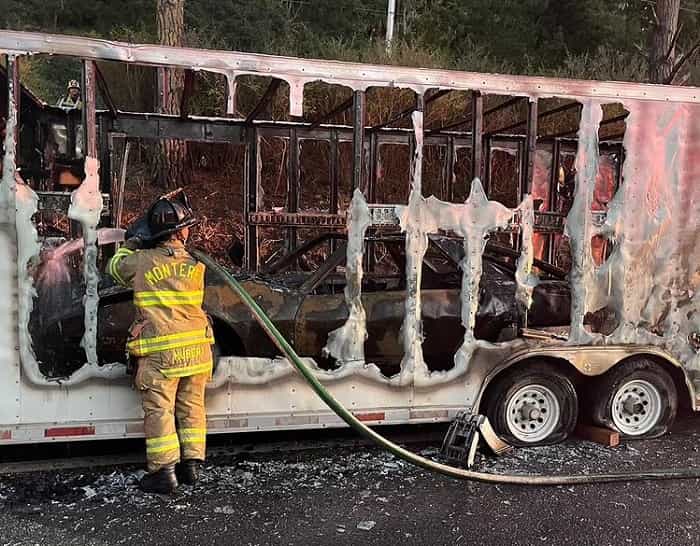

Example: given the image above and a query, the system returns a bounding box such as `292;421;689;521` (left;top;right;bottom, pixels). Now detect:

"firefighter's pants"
135;357;208;472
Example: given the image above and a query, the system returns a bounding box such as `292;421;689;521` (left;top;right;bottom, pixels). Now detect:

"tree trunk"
649;0;680;83
156;0;188;188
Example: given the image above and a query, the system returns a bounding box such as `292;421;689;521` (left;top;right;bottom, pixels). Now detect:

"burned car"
30;232;570;379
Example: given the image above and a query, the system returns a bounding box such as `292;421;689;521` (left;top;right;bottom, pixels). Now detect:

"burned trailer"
0;31;698;449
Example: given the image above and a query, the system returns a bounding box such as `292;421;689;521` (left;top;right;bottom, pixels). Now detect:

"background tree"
649;0;681;83
155;0;188;188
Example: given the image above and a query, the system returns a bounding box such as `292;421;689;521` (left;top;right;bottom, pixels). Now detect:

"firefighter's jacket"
107;238;214;378
57;95;82;109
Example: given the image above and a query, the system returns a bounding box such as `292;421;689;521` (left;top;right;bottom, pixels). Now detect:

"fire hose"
192;249;700;485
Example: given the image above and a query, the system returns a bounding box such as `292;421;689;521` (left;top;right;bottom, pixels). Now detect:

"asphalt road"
2;420;700;546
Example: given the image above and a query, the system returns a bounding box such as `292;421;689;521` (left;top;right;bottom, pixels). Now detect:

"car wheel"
590;358;676;439
485;363;578;447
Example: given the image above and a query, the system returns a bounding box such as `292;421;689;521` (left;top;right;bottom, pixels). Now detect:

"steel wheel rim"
505;384;561;443
611;379;662;435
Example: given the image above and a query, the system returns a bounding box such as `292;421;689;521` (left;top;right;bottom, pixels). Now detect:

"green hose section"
193;249;700;485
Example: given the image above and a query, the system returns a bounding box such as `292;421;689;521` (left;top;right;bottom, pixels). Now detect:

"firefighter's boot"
176;459;202;486
140;464;178;494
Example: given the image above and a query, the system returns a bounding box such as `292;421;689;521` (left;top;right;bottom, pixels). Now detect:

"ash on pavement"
2;420;700;545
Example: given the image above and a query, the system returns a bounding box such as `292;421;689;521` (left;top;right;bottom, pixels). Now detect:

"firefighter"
57;79;82;109
108;195;214;494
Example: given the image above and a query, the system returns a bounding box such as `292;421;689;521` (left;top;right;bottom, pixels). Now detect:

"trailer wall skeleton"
0;31;699;444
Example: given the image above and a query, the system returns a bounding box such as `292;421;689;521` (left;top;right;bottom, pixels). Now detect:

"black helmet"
146;196;198;240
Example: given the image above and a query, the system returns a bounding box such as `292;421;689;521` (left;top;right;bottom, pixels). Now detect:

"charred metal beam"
484;95;524;116
544;110;626;139
66;110;78;158
180;69;195;119
109;113;470;144
548;114;628;143
244;128;259;271
600;113;629;127
329;128;339;215
426;116;470;134
425;94;528;135
329;127;340;254
114;138;131;229
84;61;98;158
547;139;561;262
287;127;300;252
536;100;580;121
93;63;118;118
248;211;346;227
602;132;626;141
309;96;353;130
368;132;378;203
111;114;244;143
352;90;366;190
486;101;580;136
522;99;538;196
471;91;484;180
261;233;346;274
98;114;113;194
443;135;455;201
544;126;579;139
245;79;282;125
485;241;567;278
371;89;450;132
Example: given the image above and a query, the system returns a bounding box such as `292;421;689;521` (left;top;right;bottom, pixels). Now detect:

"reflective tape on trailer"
0;407;461;444
45;426;96;438
354;412;386;422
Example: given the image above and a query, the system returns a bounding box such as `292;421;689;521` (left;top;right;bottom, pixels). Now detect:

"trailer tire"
590;358;676;439
485;363;578;447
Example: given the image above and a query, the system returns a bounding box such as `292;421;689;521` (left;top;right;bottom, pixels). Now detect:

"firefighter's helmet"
67;79;80;90
147;195;198;240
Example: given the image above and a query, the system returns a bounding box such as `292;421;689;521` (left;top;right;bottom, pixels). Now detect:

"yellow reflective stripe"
108;248;134;286
160;361;213;378
135;290;203;299
134;329;208;346
127;329;214;356
108;255;126;285
135;299;202;308
145;433;179;454
178;427;207;444
128;337;215;356
134;290;204;308
146;433;179;447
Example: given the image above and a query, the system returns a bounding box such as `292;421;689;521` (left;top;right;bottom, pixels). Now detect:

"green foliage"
2;0;698;106
532;45;648;82
0;0;155;37
21;56;82;105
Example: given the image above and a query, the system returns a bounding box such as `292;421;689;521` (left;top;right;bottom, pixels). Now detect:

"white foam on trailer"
68;156;103;366
565;100;603;344
324;189;371;364
1;32;699;404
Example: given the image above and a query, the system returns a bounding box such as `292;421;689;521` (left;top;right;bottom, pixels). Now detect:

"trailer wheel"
590;358;676;439
485;363;578;447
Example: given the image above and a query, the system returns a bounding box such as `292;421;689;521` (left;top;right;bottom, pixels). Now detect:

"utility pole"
386;0;396;53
